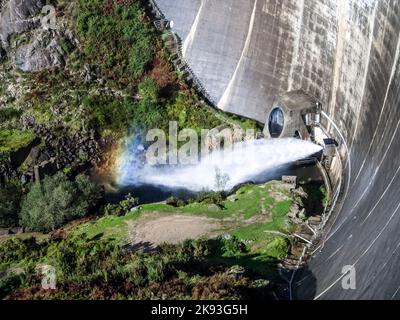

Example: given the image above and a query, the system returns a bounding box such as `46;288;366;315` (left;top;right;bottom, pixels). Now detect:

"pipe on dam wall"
155;0;400;299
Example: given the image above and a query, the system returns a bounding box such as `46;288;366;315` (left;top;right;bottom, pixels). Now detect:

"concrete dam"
152;0;400;299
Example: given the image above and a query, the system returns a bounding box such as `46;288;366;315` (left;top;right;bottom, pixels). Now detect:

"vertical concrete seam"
287;0;305;91
327;0;348;125
182;0;206;58
349;1;378;153
218;0;258;110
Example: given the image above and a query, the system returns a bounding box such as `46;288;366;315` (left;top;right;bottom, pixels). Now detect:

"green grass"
73;206;147;241
141;183;280;220
74;181;292;239
75;215;130;241
266;200;293;231
0;129;36;154
230;199;292;256
262;237;289;258
73;181;296;266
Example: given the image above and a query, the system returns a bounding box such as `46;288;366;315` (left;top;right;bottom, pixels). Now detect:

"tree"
214;167;230;191
138;77;158;102
19;173;102;233
0;184;22;228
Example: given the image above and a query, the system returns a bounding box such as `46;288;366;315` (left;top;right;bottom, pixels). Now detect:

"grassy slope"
74;181;297;276
0;129;36;154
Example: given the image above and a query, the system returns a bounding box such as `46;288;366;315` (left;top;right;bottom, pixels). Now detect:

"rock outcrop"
0;0;67;71
0;0;44;48
14;30;65;71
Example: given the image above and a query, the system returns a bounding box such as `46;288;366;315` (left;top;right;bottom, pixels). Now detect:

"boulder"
14;31;64;71
0;0;44;48
8;227;24;235
0;228;9;236
0;0;68;71
29;145;40;161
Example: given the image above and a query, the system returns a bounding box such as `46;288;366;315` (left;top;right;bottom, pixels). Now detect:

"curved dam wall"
155;0;400;299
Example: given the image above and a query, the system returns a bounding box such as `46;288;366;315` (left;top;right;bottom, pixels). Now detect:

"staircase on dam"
146;0;216;106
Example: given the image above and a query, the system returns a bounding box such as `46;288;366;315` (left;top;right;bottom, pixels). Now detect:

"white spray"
117;138;322;192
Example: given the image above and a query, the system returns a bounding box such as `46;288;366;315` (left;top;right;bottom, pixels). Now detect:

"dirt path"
127;214;224;250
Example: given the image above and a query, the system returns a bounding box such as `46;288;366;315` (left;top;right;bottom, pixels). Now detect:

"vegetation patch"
0;182;23;228
20;173;103;233
73;181;298;277
0;129;36;154
76;0;155;84
0;236;274;300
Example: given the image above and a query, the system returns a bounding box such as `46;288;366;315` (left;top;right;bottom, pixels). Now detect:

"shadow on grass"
168;238;318;300
124;241;154;253
173;238;282;281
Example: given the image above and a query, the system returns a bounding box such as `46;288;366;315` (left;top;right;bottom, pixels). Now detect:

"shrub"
166;196;187;207
0;108;22;123
0;273;22;299
138;77;158;102
180;239;210;259
127;259;147;287
143;255;166;283
0;237;48;269
132;98;164;129
0;236;274;299
166;92;222;130
129;39;153;78
0;183;22;228
193;192;226;209
104;195;138;216
221;236;248;258
82;94;133;135
47;235;122;282
262;238;289;259
19;173;102;232
76;0;154;82
320;184;329;207
166;196;179;207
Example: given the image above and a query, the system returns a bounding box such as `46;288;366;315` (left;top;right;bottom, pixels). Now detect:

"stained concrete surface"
155;0;400;299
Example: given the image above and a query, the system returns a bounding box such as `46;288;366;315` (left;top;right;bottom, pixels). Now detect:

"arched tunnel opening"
268;107;285;138
152;0;400;300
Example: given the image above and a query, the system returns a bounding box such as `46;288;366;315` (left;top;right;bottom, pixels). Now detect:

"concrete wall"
156;0;400;300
